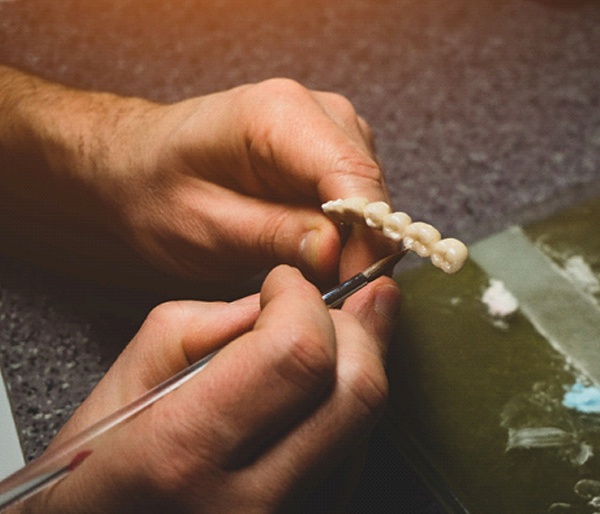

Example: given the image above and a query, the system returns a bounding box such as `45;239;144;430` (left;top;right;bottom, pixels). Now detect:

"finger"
356;115;377;156
341;277;401;359
306;91;393;280
241;79;389;205
57;295;260;438
150;265;338;469
195;185;343;284
306;89;395;281
40;281;395;514
339;222;398;280
121;295;262;389
38;294;261;512
309;91;375;155
234;290;398;508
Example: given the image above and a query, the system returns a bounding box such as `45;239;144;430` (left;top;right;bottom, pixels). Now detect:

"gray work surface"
0;1;599;511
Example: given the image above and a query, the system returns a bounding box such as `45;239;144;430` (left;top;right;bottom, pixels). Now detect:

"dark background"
1;0;599;511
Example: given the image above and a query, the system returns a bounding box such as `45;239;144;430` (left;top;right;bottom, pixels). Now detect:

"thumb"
205;191;343;284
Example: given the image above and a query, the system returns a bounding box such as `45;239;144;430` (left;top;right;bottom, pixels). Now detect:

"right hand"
17;265;400;513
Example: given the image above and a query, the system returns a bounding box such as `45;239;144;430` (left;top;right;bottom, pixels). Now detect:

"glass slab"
0;366;24;480
384;194;600;514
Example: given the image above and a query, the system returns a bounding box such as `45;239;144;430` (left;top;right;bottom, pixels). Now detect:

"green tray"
384;196;600;514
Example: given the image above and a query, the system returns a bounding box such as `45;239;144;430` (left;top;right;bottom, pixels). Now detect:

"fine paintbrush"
0;250;406;510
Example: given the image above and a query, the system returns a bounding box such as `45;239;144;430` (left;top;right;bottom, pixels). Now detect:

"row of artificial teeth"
321;197;468;274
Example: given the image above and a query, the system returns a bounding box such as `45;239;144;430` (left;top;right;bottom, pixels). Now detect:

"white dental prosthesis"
321;197;468;274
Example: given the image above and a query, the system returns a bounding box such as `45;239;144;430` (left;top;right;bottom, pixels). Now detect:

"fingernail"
300;228;321;270
374;283;402;321
230;293;261;316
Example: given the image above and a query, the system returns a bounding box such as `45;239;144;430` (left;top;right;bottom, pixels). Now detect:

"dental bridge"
322;196;468;274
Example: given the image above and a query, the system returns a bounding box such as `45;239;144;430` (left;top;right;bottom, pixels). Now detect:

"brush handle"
0;351;215;510
321;273;368;308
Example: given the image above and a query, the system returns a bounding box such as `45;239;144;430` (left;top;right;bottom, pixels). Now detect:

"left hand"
57;78;392;283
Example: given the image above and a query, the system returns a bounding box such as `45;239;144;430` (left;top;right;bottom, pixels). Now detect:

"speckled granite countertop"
0;0;599;511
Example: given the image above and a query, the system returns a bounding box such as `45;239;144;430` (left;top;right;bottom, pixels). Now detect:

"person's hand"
1;70;392;284
87;79;391;284
14;265;400;513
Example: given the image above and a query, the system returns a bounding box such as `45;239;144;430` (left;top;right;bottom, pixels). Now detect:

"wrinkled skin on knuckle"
317;149;383;200
258;269;337;395
333;150;382;186
255;208;294;264
272;321;336;395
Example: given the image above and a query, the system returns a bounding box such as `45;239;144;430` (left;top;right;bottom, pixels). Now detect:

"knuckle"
143;301;187;330
331;150;382;186
245;78;309;122
344;358;389;420
253;77;308;99
244;78;308;160
256;208;292;262
277;323;336;392
326;91;358;119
